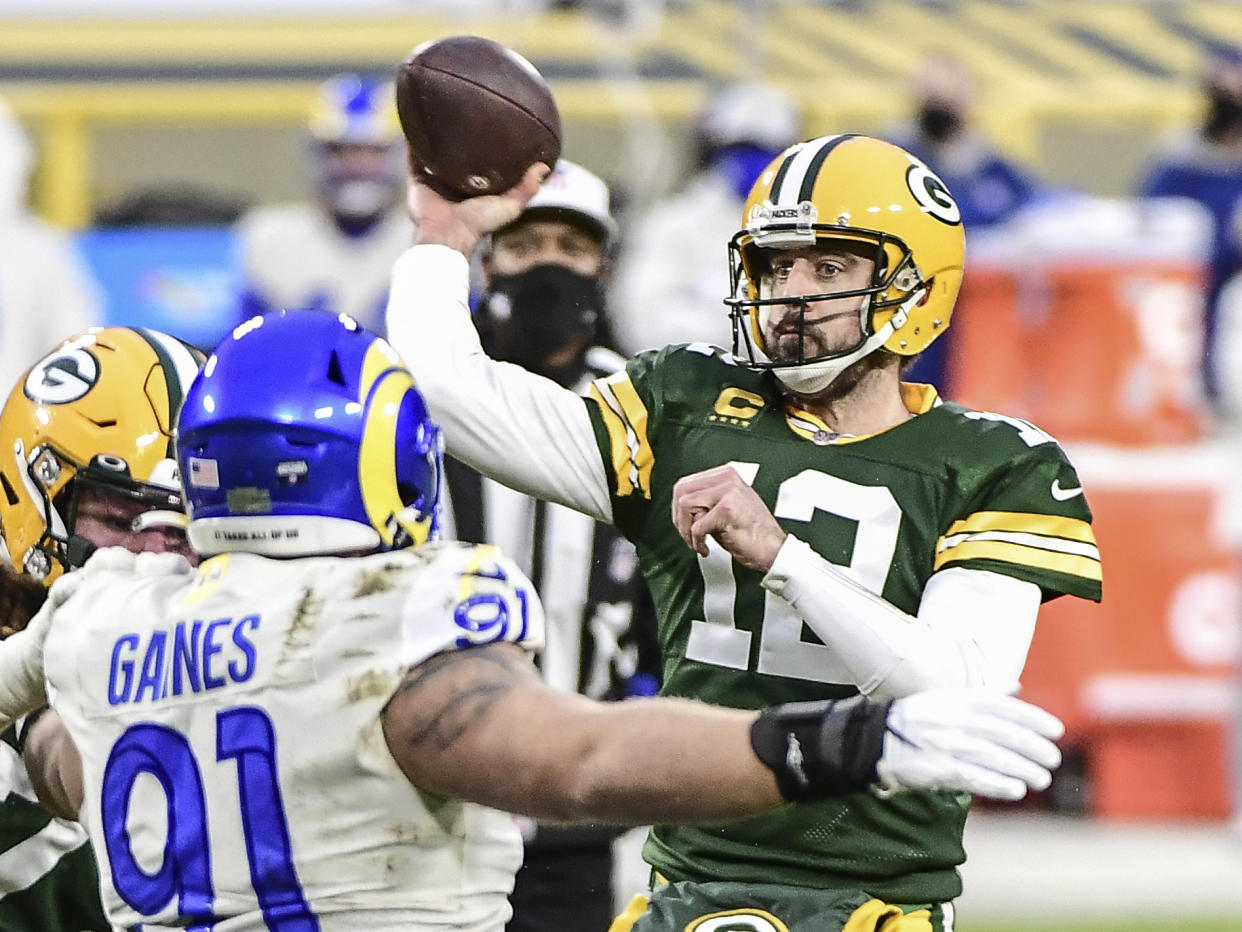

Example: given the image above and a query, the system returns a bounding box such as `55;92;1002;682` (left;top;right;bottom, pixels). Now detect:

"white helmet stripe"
140;328;201;395
770;135;854;208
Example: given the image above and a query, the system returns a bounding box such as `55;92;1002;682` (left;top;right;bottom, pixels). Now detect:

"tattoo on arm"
390;643;534;751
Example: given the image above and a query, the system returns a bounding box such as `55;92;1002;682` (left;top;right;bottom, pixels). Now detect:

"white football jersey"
42;543;544;931
236;202;412;334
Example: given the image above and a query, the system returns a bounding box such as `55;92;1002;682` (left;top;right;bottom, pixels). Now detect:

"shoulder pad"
133;552;194;578
80;546;138;574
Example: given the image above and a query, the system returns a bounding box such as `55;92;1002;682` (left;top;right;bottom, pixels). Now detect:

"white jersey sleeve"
398;541;546;667
41;543;542;931
0;602;50;731
386;245;614;524
762;536;1041;700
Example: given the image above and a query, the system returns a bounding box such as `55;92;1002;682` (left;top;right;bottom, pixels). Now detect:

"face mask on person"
917;103;963;143
1204;86;1242;140
314;142;405;230
480;265;604;383
323;177;402;227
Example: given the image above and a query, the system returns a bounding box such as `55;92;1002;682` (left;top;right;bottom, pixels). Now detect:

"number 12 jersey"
585;344;1101;903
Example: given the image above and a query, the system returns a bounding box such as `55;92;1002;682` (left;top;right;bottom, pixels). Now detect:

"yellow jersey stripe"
934;538;1103;582
457;544;503;602
589;373;654;498
942;510;1096;544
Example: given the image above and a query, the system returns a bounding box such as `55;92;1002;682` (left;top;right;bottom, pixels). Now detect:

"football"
396;35;562;199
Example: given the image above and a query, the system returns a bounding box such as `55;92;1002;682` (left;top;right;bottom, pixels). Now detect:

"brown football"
396;35;562;199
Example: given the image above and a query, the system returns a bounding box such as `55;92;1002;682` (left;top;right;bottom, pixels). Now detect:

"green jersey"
0;725;109;932
584;344;1101;903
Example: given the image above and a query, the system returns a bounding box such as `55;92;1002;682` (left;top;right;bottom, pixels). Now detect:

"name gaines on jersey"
106;614;261;706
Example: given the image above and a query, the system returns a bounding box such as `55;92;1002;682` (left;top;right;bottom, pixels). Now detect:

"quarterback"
0;312;1064;931
389;135;1103;931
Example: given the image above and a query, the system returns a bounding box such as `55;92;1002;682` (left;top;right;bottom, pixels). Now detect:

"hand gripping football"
396;35;562;199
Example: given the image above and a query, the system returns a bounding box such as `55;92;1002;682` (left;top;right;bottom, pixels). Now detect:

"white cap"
696;83;800;153
521;159;618;246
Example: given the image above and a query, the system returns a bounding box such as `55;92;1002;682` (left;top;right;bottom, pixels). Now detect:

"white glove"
875;689;1064;801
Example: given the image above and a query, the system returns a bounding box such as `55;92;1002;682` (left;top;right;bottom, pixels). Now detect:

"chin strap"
130;509;191;533
770;288;923;396
64;535;96;570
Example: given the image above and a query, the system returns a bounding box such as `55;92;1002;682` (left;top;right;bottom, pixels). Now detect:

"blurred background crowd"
2;0;1242;925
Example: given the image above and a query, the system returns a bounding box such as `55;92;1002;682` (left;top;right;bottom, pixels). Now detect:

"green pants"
612;878;954;932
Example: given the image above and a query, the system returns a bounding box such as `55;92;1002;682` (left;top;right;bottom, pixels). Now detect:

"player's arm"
386;166;613;523
762;538;1041;700
673;465;1040;701
380;643;1066;821
21;707;83;820
0;599;54;732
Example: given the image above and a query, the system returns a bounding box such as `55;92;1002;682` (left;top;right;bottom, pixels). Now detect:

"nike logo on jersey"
1050;479;1084;501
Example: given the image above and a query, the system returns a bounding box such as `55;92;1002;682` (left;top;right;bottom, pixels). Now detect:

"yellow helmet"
0;327;204;584
726;134;965;394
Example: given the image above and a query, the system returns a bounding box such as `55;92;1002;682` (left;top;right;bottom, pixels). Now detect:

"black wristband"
14;705;51;755
750;695;893;802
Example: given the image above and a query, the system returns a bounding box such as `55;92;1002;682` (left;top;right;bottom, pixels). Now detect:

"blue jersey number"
101;706;318;930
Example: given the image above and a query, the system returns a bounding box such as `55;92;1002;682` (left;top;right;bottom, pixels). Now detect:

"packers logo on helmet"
0;327;204;584
906;162;961;225
726;134;965;396
24;346;100;405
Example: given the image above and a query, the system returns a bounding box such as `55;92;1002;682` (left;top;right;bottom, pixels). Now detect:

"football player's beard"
785;347;891;405
768;308;861;362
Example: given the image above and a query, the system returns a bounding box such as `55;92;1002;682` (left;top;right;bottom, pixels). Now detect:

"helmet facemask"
0;326;201;585
727;226;929;396
725;135;965;396
306;74;404;229
9;440;185;581
313;141;405;226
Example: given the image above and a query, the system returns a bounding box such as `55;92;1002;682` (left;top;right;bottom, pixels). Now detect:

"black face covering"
917;103;964;143
480;265;604;385
1204;87;1242;141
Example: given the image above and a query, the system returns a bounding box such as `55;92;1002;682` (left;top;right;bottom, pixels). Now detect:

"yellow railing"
0;2;1223;227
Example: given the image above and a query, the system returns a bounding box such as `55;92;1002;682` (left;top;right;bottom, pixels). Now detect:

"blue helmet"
306;73;404;224
307;73;401;148
176;311;441;558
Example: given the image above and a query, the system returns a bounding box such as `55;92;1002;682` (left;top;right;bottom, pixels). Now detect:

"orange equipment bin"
950;197;1213;447
1020;447;1241;819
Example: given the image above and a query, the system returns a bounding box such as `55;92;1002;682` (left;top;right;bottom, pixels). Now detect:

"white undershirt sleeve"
0;602;51;733
761;534;1041;700
386;245;613;523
